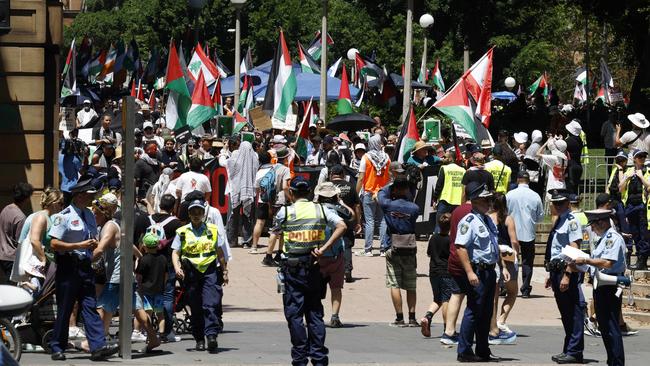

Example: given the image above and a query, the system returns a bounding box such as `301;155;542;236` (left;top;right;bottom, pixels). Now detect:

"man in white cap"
513;132;528;161
76;99;98;128
536;137;568;205
142;121;164;150
565;120;584;194
615;113;650;163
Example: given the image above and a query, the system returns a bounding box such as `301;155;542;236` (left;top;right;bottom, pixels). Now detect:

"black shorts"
256;202;270;220
429;274;460;303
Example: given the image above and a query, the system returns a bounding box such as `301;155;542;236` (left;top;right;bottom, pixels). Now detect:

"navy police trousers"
458;268;496;358
282;260;328;366
185;262;223;341
551;271;584;358
594;286;625;366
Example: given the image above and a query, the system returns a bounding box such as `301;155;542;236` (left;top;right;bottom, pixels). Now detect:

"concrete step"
623;310;650;324
624;282;650;297
632;270;650;281
630;297;650;311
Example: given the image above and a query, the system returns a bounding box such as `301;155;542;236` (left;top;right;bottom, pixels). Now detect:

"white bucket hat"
514;132;529;144
531;130;543;143
628;113;649;129
565;120;582;136
552;139;567;160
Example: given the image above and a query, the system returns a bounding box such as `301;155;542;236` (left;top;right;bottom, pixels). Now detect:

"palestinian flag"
130;79;137;97
136;79;144;101
124;39;141;75
575;67;587;85
188;43;220;86
148;88;156;110
233;111;247;134
178;42;191;82
434;78;478;141
432;59;445;92
337;67;353;115
263;29;297;123
98;44;117;83
357;53;384;86
298;41;320;74
214;50;230;79
295;97;313;159
528;72;548;97
381;66;399;107
240;47;254;74
594;86;606;103
394;104;419;164
327;57;342;77
574;83;587;103
77;37;92;75
61;38;77;98
238;74;255;117
154;76;166;90
113;40;127;74
212;78;223;115
165;41;192;130
307;31;333;61
187;70;217;130
143;48;160;84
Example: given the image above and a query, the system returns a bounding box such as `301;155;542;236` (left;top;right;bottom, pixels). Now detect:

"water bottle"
276;269;285;294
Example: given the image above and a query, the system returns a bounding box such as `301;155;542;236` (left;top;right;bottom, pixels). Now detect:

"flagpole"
234;6;242;109
320;0;328;124
401;0;414;122
584;15;590;126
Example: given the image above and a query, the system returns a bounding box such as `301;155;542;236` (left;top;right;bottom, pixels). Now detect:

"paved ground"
18;238;650;365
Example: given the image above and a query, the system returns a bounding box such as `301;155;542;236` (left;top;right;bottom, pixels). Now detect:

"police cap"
548;188;572;202
188;199;206;211
70;175;98;194
467;182;492;200
290;176;310;192
584;209;613;225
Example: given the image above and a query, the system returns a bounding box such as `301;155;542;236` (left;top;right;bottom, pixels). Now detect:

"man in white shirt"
142;121;164;150
76;100;98;127
175;156;212;201
615;112;650;163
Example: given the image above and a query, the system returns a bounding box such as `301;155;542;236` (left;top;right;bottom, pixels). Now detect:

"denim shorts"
97;283;142;313
142;294;164;313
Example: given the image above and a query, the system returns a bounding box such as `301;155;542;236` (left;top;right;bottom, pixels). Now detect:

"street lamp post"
188;0;207;46
320;0;328;124
231;0;247;108
419;13;434;80
402;0;414;122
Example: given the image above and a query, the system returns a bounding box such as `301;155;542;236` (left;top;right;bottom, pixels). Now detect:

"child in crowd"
420;213;459;338
136;233;169;334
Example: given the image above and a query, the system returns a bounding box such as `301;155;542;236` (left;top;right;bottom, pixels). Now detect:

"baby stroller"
14;263;58;354
172;284;193;335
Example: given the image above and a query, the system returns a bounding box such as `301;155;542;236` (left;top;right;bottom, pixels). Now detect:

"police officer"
606;150;631;261
48;176;119;361
171;199;228;353
620;149;650;270
274;176;346;366
433;152;466;232
455;182;503;363
575;209;626;366
545;188;584;364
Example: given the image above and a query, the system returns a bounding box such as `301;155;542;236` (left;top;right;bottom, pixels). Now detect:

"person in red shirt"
439;196;472;345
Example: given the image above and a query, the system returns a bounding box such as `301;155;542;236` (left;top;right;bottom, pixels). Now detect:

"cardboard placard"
272;117;286;130
217;116;234;138
285;114;297;132
174;125;192;145
249;106;272;131
60;107;76;132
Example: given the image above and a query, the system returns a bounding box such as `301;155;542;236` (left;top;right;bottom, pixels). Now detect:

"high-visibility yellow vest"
580;131;590;165
623;167;650;205
176;223;219;273
438;163;466;206
282;200;327;255
485;160;511;193
607;165;627;203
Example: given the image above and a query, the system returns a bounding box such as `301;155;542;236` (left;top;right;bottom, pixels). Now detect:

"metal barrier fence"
579;155;615;211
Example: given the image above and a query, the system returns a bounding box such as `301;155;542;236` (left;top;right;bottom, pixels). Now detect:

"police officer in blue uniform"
455;182;503;363
545;188;584;364
575;209;626;366
274;176;346;366
48;177;119;361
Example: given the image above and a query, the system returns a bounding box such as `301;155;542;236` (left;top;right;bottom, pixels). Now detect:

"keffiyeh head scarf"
366;135;389;175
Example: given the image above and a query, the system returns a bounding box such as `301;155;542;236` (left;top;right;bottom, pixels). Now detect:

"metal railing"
579;155;615;211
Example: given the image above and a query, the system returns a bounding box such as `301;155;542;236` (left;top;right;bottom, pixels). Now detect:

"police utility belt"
57;251;92;272
545;258;567;272
281;254;317;270
471;262;496;271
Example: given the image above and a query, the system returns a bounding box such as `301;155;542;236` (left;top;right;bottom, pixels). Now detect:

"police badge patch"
606;239;614;249
460;223;469;235
570;221;578;231
53;216;62;226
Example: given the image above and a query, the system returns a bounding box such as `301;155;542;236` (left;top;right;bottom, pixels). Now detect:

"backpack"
259;166;278;203
147;215;177;250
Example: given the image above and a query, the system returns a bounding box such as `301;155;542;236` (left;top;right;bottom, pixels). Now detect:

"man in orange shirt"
356;135;391;256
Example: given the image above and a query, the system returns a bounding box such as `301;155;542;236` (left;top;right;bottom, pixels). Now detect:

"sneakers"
345;271;354;283
261;256;278;267
488;330;517;345
379;251;386;257
389;319;406;327
131;330;147;342
248;248;260;254
407;319;419;327
356;250;373;257
162;331;181;343
584;318;601;337
420;317;432;337
497;322;512;334
621;324;639;336
440;332;459;345
329;317;343;328
68;326;86;340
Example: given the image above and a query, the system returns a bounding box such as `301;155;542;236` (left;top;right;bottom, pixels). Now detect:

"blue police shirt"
591;227;626;275
49;204;98;258
455;211;499;265
549;211;583;260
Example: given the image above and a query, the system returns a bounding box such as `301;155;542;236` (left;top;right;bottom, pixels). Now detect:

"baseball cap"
633;149;647;159
595;193;612;208
142;232;160;248
188;199;206;211
323;135;335;145
354;143;366;151
143;121;154;130
290;176;310;191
